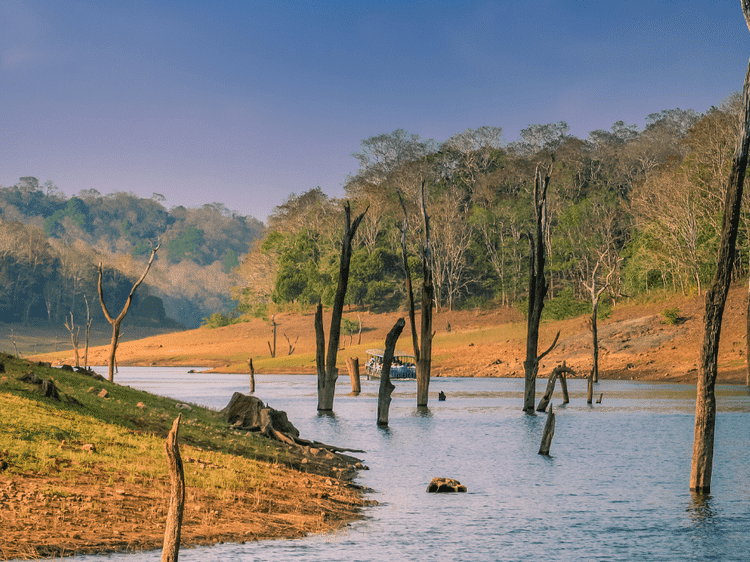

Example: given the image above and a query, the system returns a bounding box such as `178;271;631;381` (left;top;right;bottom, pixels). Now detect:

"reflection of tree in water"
687;493;716;526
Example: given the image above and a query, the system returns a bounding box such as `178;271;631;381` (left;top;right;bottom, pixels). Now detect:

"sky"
2;1;749;224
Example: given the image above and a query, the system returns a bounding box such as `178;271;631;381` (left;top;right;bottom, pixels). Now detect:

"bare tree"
398;183;434;407
83;295;93;370
63;312;81;368
691;1;750;494
267;314;277;358
98;244;159;382
523;165;558;413
316;202;368;412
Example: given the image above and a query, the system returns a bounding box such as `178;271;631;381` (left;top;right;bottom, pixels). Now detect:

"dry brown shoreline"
1;450;371;560
36;285;750;385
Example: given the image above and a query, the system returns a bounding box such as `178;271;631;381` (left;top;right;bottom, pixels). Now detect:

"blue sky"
1;1;748;223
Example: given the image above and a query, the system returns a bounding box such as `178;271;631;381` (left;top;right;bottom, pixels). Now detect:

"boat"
364;348;417;379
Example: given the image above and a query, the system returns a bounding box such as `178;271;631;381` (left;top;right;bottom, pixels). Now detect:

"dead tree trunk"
538;404;556;456
691;3;750;494
746;271;750;387
536;363;574;412
83;295;92;370
267;315;277;358
161;415;184;562
346;357;361;394
524;166;553;413
246;358;255;393
64;312;81;368
316;202;368;412
398;185;434;408
378;318;406;426
98;244;159;382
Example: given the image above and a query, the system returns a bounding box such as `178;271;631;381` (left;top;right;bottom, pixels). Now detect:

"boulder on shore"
426;477;467;493
221;392;299;438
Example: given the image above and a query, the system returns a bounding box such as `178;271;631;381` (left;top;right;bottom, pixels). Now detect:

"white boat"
365;348;417;379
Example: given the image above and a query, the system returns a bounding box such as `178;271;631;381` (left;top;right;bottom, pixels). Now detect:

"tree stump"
346;357;361;394
378;318;405;427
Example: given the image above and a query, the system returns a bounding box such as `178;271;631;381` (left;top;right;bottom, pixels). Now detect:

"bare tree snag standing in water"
316;202;368;412
536;363;573;412
691;0;750;494
524;166;556;413
398;184;434;408
378;318;406;426
161;415;185;562
98;244;159;382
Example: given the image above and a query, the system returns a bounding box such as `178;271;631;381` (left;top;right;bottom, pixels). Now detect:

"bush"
202;312;242;329
662;307;681;325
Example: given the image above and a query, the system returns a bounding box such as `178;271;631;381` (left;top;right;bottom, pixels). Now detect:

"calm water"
71;368;750;562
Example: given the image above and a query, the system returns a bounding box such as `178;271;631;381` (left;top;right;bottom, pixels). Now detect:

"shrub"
662;307;681;325
202;312;242;329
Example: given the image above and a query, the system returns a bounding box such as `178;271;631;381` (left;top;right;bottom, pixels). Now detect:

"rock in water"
426;477;467;493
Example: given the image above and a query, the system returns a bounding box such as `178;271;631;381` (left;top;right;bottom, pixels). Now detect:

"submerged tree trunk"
691;7;750;493
98;244;159;383
536;363;574;412
316;202;367;412
524;166;552;413
538;404;556;456
378;318;406;426
161;415;184;562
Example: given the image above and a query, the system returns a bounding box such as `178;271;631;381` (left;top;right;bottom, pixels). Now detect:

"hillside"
36;285;750;385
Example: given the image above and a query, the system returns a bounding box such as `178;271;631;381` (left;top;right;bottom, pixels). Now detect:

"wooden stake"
161;415;184;562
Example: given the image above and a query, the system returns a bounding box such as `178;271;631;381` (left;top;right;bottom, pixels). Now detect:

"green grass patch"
0;352;295;492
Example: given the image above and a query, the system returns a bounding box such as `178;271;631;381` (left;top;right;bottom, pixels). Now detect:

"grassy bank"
0;354;369;559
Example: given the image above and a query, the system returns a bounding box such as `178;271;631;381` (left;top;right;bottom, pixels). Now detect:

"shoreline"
0;356;372;561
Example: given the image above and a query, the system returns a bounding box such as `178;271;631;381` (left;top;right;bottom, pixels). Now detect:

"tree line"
0;183;263;327
234;94;747;318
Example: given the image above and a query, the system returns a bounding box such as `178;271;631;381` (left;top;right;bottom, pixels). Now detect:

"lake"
70;368;750;562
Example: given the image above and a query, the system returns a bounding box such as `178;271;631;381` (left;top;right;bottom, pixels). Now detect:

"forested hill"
0;180;263;328
234;95;749;319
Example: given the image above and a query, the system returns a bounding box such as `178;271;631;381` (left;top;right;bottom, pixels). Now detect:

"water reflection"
688;492;716;524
